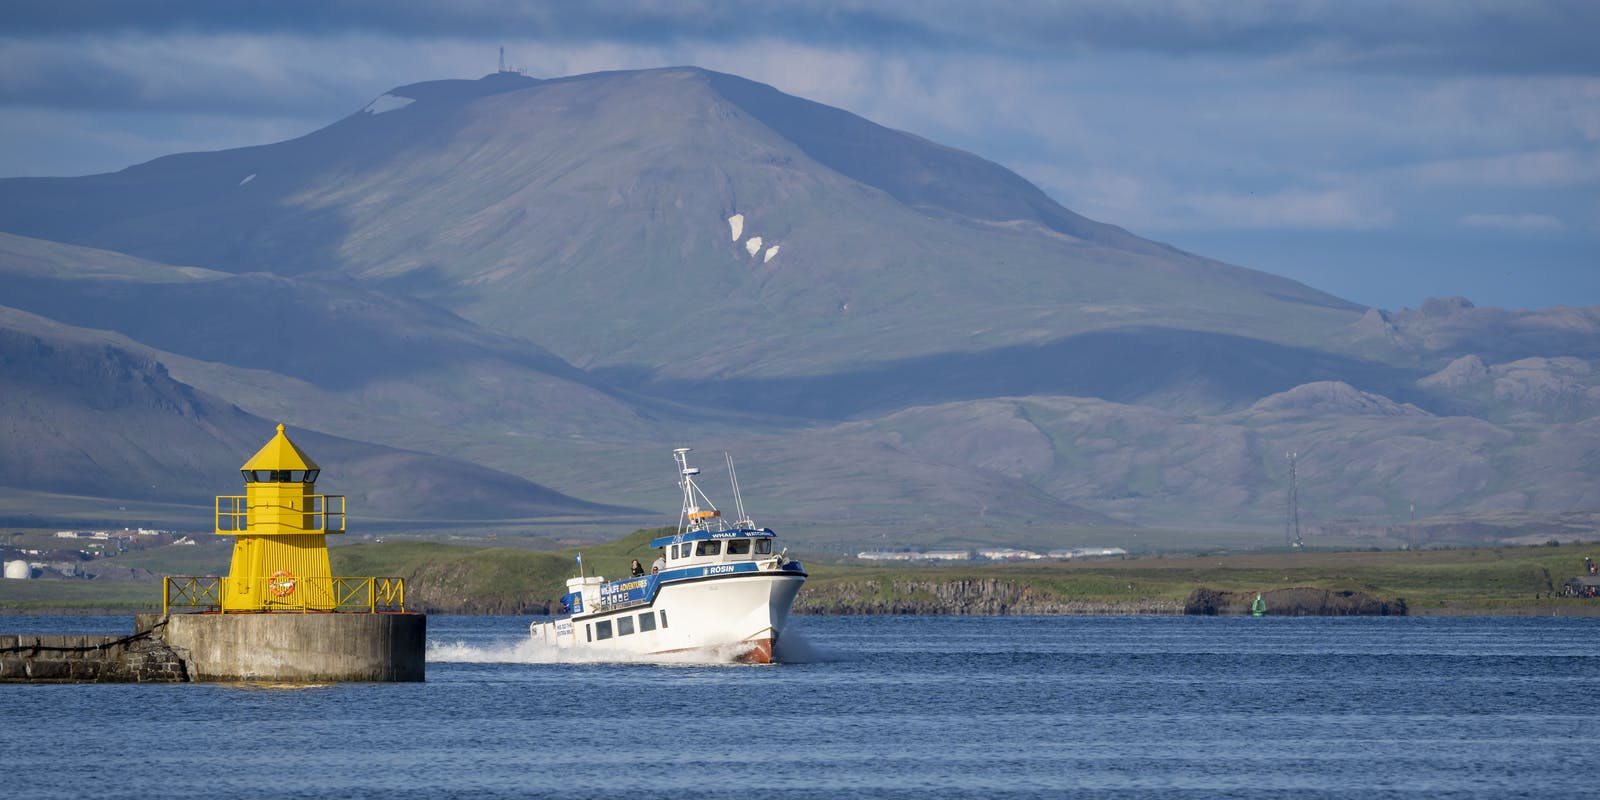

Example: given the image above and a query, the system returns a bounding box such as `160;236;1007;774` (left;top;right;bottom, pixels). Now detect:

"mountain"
0;68;1365;408
0;304;641;526
0;67;1594;548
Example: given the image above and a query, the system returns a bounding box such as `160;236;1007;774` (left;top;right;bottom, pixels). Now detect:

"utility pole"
499;46;506;73
1285;451;1302;549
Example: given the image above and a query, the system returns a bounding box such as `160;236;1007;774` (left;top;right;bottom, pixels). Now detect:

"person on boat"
651;552;666;574
630;559;645;577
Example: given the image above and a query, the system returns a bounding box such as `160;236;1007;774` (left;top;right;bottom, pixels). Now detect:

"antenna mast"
498;46;506;73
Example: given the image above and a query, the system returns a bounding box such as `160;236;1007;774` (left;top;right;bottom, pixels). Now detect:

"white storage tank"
4;559;32;579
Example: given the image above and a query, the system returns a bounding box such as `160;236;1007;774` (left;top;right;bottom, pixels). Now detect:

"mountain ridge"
0;66;1593;546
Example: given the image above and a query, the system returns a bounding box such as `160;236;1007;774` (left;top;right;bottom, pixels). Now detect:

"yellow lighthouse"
214;424;345;611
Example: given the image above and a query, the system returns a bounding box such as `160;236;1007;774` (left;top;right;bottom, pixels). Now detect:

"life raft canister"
269;569;297;598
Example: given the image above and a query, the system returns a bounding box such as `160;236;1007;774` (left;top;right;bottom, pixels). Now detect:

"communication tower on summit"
496;46;527;75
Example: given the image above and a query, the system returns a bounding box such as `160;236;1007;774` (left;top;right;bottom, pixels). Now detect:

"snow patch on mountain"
363;94;415;114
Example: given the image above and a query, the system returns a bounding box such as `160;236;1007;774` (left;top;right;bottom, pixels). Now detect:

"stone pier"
0;622;188;683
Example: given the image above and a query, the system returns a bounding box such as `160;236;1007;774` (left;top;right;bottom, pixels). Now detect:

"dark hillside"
0;307;639;521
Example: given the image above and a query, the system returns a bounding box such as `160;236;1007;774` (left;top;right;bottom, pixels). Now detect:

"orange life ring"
269;570;296;598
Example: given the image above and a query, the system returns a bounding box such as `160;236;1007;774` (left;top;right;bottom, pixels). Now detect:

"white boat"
529;448;807;663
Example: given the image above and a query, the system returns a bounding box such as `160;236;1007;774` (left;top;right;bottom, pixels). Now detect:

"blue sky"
1;0;1595;311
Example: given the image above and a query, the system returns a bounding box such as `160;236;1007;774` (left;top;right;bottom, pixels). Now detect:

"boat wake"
429;638;762;666
772;629;849;663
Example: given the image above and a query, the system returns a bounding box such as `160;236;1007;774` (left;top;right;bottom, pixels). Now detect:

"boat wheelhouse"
530;448;806;663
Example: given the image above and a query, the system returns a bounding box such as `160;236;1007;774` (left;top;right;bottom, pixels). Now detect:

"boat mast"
726;452;754;530
675;448;725;533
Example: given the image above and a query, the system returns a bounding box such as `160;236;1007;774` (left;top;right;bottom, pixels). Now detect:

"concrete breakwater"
1;622;188;683
2;613;426;683
140;612;425;682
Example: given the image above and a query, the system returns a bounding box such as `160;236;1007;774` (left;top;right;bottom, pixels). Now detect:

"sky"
1;0;1595;311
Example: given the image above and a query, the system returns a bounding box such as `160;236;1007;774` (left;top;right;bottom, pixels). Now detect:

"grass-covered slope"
328;527;671;613
3;527;1594;615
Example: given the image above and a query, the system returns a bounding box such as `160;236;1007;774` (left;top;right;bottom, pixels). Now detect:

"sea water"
2;614;1597;799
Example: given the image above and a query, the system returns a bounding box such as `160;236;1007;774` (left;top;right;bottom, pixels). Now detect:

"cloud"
0;33;381;113
1414;148;1600;188
4;1;1596;76
1459;212;1566;231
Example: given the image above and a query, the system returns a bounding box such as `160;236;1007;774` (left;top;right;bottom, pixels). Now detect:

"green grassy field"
3;527;1596;614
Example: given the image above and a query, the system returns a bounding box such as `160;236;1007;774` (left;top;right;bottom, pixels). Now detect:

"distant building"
922;550;972;561
54;530;109;540
857;551;918;561
977;548;1042;561
1048;547;1129;560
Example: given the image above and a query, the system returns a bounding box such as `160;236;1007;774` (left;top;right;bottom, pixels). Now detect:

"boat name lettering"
612;579;647;591
706;564;736;576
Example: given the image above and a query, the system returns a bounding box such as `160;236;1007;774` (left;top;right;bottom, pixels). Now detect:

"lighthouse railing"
164;576;406;613
214;494;347;533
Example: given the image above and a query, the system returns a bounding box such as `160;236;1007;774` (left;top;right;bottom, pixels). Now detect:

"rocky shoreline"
791;579;1411;616
792;578;1183;616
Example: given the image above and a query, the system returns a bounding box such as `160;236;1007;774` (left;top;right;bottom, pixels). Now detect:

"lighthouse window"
638;612;656;632
303;469;319;483
595;620;613;640
695;541;721;557
617;616;635;636
755;539;773;555
727;539;751;555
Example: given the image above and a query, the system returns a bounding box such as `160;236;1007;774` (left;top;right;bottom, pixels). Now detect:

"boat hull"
531;570;805;662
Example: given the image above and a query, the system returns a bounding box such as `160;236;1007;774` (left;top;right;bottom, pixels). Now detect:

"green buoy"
1251;593;1267;617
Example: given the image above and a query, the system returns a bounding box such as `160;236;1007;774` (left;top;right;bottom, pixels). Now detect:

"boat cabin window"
695;541;721;557
585;624;592;642
595;620;613;640
755;539;773;555
727;539;751;556
639;612;656;632
617;616;635;636
659;610;668;628
670;544;681;559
